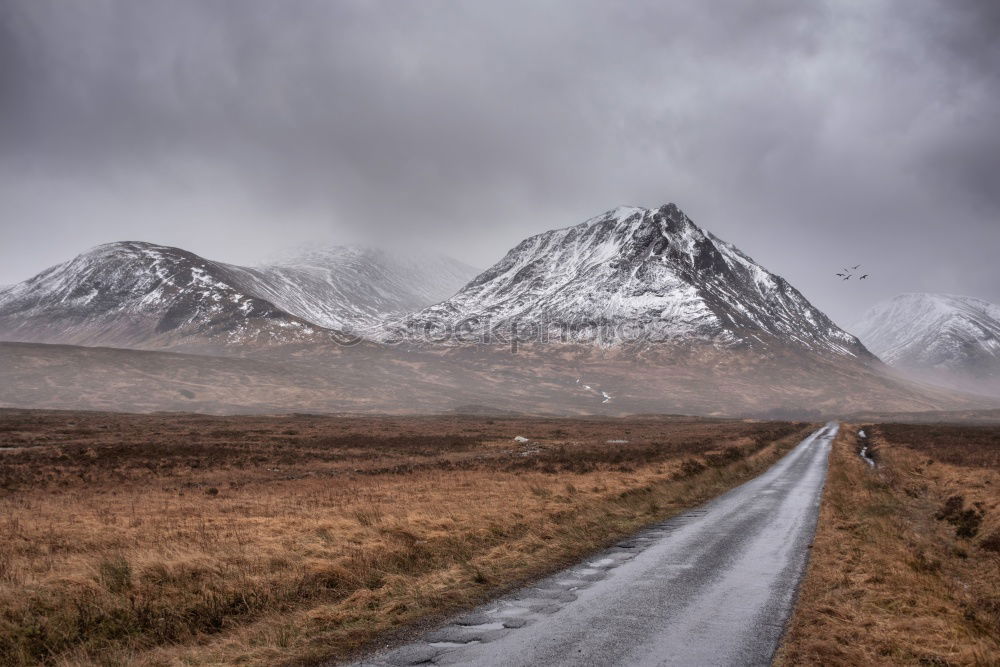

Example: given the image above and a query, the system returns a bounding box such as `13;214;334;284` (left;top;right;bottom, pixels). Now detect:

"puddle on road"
429;641;477;649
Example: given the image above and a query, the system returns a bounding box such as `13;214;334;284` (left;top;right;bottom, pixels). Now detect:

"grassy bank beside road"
777;423;1000;666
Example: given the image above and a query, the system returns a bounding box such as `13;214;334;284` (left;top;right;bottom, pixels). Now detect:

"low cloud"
1;0;998;325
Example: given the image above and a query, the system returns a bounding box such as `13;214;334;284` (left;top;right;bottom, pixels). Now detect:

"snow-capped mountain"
853;293;1000;384
0;242;328;348
0;241;477;349
391;204;868;357
226;246;479;333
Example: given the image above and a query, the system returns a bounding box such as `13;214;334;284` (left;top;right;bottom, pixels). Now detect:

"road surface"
353;422;838;667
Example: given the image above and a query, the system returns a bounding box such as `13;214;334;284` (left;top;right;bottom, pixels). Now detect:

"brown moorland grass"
0;410;812;666
776;424;1000;666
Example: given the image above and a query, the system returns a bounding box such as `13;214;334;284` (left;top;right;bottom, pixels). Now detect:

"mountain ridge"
0;204;873;361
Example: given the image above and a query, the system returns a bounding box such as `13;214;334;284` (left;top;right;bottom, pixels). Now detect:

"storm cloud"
1;0;998;326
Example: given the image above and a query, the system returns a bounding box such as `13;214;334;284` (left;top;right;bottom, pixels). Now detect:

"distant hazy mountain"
853;293;1000;394
0;241;477;349
226;246;479;333
393;203;869;357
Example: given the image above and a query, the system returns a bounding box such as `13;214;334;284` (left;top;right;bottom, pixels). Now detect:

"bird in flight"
834;264;866;282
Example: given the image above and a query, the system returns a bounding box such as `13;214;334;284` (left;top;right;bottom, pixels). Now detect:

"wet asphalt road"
353;422;838;667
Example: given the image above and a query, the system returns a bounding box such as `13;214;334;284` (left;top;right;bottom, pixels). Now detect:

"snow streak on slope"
393;204;867;357
853;293;1000;379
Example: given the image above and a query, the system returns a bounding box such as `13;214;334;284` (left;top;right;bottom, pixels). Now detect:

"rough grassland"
0;410;811;666
777;424;1000;666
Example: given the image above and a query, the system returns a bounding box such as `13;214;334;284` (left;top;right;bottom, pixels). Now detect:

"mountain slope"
853;293;1000;391
1;339;984;417
394;204;867;357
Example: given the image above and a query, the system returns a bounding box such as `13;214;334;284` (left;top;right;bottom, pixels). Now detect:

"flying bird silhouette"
852;264;861;270
842;275;851;280
860;274;869;279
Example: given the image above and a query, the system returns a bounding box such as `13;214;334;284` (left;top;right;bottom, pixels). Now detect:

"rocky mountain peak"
386;203;869;358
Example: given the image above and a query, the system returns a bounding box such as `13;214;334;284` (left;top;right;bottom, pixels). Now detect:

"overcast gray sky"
1;0;998;327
